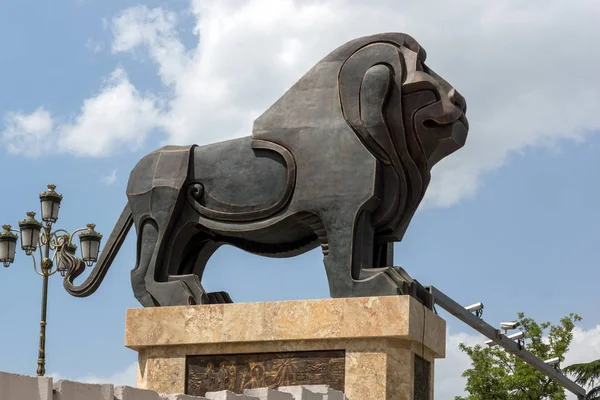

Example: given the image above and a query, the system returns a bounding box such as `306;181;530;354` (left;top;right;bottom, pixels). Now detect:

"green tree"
563;359;600;399
455;312;582;400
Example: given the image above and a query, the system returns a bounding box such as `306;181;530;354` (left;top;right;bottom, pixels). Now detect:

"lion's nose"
448;88;467;114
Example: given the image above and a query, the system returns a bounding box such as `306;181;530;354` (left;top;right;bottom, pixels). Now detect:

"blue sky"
1;1;600;399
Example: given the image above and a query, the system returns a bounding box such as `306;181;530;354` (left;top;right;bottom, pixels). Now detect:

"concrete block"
276;386;324;400
53;379;113;400
322;389;347;400
160;394;209;400
277;386;346;400
204;391;259;400
313;387;346;400
243;388;293;400
115;385;161;400
0;371;52;400
291;386;329;394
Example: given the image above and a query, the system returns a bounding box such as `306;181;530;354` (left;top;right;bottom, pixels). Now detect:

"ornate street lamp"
39;184;62;224
79;224;102;267
0;225;18;267
2;184;103;376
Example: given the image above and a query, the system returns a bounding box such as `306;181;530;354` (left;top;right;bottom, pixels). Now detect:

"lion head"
398;38;469;167
337;33;469;237
338;33;468;168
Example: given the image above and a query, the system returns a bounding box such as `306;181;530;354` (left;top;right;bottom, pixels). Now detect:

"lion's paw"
358;266;433;309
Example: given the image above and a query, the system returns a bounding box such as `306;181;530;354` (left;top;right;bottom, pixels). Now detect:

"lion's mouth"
423;114;469;132
451;117;469;147
422;113;469;150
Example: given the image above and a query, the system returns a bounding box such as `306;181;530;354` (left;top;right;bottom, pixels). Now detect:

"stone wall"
0;372;348;400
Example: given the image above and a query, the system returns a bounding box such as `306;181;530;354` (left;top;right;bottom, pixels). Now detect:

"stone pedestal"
125;296;446;400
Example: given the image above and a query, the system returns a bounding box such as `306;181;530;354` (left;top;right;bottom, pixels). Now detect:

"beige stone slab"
138;352;186;395
127;296;446;398
125;296;445;358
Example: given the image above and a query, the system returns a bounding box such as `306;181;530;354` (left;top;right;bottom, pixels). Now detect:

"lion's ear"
338;42;406;165
359;64;397;164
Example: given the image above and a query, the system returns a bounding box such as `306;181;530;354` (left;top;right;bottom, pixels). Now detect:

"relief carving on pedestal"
186;350;345;396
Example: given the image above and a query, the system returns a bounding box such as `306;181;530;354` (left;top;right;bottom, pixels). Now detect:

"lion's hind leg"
128;185;213;307
129;218;159;307
162;233;233;305
129;216;210;307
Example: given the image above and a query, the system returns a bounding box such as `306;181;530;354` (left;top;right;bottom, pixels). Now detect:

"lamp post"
0;184;103;376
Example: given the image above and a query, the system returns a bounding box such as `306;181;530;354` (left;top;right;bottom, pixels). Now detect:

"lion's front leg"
319;206;401;298
319;205;433;308
357;265;432;304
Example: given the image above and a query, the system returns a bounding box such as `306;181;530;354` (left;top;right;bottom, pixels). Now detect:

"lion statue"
63;32;469;307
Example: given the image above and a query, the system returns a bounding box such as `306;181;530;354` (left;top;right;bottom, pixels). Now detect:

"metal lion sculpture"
63;33;469;307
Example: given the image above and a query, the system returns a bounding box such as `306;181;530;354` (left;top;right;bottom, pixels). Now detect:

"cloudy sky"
1;0;600;398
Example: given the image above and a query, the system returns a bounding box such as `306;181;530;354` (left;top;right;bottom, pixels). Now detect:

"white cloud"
3;0;600;207
565;325;600;366
2;69;161;158
112;6;189;86
563;325;600;399
2;107;54;157
101;169;117;186
57;68;160;157
435;330;483;399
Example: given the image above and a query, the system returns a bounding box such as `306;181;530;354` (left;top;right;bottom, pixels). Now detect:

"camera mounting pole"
426;285;587;400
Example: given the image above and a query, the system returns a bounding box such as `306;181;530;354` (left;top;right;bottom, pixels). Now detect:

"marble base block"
125;296;446;400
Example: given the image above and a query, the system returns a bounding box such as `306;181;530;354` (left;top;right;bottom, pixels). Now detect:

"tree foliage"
455;312;582;400
563;359;600;399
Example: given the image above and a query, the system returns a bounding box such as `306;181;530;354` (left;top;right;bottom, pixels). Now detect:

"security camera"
486;331;525;346
507;331;524;341
500;322;520;330
465;302;484;313
545;357;560;367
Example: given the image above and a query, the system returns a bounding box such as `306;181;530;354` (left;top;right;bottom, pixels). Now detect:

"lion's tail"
63;203;133;297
